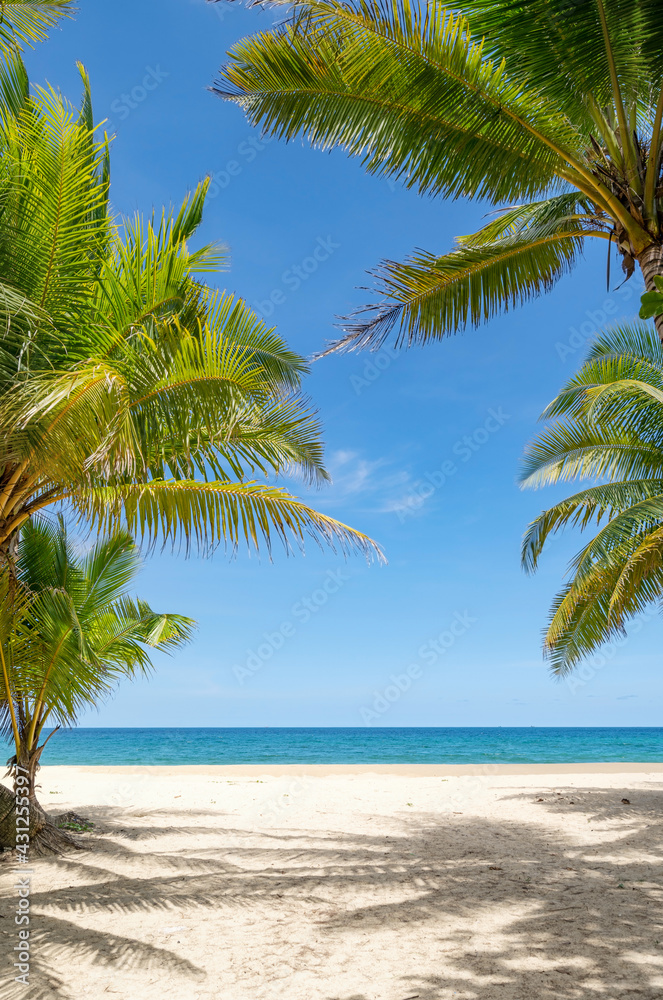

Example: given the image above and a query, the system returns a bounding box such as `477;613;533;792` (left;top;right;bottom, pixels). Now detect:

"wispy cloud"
312;449;410;510
309;446;468;519
329;450;386;497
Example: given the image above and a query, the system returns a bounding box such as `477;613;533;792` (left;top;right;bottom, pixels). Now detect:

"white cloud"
319;449;400;504
312;447;438;517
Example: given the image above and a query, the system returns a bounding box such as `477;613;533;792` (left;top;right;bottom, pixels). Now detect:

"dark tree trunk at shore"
0;760;80;856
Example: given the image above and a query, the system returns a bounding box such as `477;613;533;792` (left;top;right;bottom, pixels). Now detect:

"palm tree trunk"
0;747;80;855
0;532;19;593
638;244;663;341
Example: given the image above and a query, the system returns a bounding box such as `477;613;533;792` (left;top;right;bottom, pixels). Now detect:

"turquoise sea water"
28;727;663;766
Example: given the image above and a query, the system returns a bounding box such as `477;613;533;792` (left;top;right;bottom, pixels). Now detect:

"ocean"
28;726;663;766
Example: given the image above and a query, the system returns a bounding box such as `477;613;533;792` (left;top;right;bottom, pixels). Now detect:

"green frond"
0;2;72;56
568;495;663;585
462;0;663;126
171;179;210;243
0;82;112;327
78;531;142;614
523;321;663;673
608;525;663;620
90;596;196;659
455;194;609;247
543;577;624;676
541;363;663;425
529;324;663;426
520;421;663;489
521;479;663;574
324;226;587;352
73;479;384;561
216;0;663;350
542;540;663;676
76;61;94;132
210;395;331;486
580;323;663;369
0;516;196;749
17;514;81;592
0;72;382;601
0;47;28;124
202;291;308;392
216;0;575;204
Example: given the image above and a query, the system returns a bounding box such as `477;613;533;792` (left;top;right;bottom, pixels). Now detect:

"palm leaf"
0;70;383;583
216;0;578;203
462;0;663;127
217;0;659;349
521;478;663;573
0;517;196;746
322;193;611;350
73;479;384;560
522;322;663;672
0;2;71;56
326;225;590;352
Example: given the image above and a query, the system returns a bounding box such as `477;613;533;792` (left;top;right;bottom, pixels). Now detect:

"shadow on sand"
2;782;662;999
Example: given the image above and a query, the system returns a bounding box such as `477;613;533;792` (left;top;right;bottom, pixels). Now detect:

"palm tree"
0;56;381;569
0;517;195;853
520;323;663;675
215;0;663;350
0;1;69;55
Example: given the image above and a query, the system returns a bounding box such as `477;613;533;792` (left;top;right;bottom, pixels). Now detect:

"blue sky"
25;0;662;727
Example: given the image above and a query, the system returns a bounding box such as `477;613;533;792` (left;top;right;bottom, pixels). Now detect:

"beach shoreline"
34;760;663;776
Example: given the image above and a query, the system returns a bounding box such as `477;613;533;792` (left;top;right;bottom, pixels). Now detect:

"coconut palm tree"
0;517;195;853
0;55;381;570
214;0;663;350
520;322;663;674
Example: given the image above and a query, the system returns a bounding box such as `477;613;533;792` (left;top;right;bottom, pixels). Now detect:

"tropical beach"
9;762;663;999
3;0;663;997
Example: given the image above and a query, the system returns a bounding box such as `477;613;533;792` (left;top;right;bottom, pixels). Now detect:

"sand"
2;763;663;999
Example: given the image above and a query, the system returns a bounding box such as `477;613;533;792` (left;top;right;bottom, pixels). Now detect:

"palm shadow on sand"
2;782;661;999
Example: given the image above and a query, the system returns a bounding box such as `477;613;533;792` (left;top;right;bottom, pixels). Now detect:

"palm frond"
0;2;71;56
0;47;28;124
521;479;663;574
216;0;662;351
0;70;382;604
0;517;196;748
520;421;663;489
326;225;588;352
216;0;576;203
73;479;384;560
523;322;663;672
462;0;663;126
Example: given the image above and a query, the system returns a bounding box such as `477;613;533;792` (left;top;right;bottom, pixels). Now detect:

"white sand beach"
3;764;663;1000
